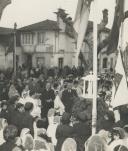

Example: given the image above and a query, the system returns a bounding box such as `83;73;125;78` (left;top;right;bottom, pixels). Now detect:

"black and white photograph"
0;0;128;150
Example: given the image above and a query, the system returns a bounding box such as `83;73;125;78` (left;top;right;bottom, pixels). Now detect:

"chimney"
99;9;108;30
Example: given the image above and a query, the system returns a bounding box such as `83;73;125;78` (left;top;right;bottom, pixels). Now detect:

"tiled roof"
19;19;60;31
0;27;14;35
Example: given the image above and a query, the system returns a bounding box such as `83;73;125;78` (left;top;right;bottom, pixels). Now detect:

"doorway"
58;57;64;69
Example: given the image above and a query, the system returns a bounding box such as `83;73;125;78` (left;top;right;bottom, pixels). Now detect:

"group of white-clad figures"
1;116;128;151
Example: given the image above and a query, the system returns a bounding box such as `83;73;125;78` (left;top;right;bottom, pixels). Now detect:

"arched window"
103;57;108;68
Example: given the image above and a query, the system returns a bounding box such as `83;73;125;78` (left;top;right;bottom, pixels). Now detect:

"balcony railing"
22;45;35;53
21;44;53;53
36;44;53;53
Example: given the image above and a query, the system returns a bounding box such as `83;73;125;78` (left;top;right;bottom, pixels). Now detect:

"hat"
62;138;77;151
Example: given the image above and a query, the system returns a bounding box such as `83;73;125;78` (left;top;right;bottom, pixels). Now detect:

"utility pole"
92;0;98;135
13;22;17;77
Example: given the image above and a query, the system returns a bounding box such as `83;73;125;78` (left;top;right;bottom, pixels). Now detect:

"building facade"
17;9;76;69
0;9;119;74
0;27;22;70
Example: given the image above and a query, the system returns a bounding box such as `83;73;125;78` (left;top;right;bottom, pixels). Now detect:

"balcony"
36;44;53;53
22;45;35;53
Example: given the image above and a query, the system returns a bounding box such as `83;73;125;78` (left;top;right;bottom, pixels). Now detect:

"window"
38;32;46;44
110;58;113;68
58;58;64;69
98;59;100;72
102;58;108;68
22;33;33;44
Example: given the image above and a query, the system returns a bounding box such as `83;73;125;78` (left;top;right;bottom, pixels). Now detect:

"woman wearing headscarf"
85;130;111;151
47;109;59;146
0;118;8;145
20;128;34;151
33;120;52;151
8;81;19;99
109;127;128;151
61;138;77;151
0;125;18;151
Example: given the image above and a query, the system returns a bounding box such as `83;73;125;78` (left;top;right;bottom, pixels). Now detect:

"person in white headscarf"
54;91;65;116
47;108;59;146
20;128;34;150
61;138;77;151
33;119;52;151
20;90;41;118
85;130;112;151
8;82;19;99
0;118;8;145
109;127;128;151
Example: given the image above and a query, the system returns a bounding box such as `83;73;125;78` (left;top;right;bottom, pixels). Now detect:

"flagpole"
13;22;17;77
92;0;98;135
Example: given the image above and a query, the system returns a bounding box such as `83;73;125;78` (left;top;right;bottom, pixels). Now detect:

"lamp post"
13;22;17;76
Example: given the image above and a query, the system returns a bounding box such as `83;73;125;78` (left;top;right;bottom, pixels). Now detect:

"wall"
99;49;116;73
20;18;76;68
32;52;51;68
0;44;14;69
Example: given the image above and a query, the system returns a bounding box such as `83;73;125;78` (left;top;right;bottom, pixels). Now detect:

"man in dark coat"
73;112;91;151
55;112;74;151
35;74;46;94
21;102;34;136
13;103;25;136
7;96;19;125
41;82;55;118
61;81;77;113
0;73;6;101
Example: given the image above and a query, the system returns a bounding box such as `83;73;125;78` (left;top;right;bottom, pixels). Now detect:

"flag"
107;0;124;54
0;0;11;19
98;0;128;54
118;0;128;51
111;49;128;108
124;0;128;19
74;0;93;56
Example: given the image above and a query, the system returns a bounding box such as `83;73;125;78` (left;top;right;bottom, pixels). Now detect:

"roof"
19;19;60;32
0;27;14;35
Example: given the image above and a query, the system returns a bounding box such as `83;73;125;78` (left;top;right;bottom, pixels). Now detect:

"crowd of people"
0;66;128;151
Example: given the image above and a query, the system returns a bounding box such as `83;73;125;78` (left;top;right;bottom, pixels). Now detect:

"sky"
0;0;116;29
